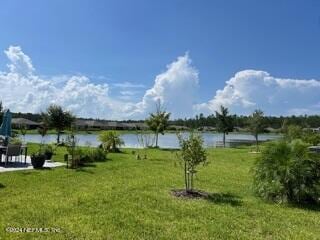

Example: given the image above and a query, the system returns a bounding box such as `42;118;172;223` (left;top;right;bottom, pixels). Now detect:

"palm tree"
99;131;124;152
146;101;170;148
215;105;234;147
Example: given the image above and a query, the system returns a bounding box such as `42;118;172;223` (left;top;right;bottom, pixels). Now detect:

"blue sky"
0;0;319;119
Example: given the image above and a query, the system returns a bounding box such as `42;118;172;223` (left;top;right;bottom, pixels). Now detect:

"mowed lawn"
0;147;320;240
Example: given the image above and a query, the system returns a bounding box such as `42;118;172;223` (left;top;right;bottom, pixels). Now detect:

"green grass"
0;147;319;239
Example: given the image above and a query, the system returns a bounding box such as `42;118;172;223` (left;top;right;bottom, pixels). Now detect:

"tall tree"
146;101;170;148
215;105;234;147
42;105;75;144
248;109;265;152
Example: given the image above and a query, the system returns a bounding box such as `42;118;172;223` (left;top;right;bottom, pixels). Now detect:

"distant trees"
42;105;75;144
177;133;207;193
215;106;234;147
248;109;265;152
146;101;170;148
170;114;320;130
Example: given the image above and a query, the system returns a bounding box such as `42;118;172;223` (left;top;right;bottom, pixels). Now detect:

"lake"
22;132;280;148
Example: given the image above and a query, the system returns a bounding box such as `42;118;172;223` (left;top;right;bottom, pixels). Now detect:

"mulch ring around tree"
171;189;210;200
171;189;243;206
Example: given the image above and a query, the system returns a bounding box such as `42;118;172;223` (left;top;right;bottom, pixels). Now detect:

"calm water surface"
23;132;280;148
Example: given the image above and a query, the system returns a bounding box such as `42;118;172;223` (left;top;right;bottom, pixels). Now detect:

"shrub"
284;125;320;145
9;137;22;145
252;140;320;204
284;125;303;142
302;130;320;146
31;145;46;168
98;131;124;152
90;148;106;162
66;145;106;167
43;144;54;160
81;147;106;163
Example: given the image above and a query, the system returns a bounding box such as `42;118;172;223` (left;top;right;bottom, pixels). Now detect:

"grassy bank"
0;147;319;239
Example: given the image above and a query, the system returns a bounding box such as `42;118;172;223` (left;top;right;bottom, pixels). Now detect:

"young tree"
42;105;75;144
19;124;27;143
248;109;265;152
145;101;170;148
281;119;289;134
215;105;234;147
38;124;48;145
99;131;124;152
177;133;207;193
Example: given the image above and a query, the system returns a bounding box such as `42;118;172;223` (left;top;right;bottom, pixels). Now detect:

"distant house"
168;125;190;131
303;127;320;133
133;122;148;130
233;126;246;132
75;119;148;131
12;118;41;129
105;122;120;130
265;127;279;133
75;119;107;130
119;123;138;130
198;126;216;132
108;122;148;130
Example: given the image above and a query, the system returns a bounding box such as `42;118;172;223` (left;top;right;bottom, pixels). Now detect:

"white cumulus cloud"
0;46;124;119
196;70;320;116
1;45;319;119
4;46;35;75
132;53;199;119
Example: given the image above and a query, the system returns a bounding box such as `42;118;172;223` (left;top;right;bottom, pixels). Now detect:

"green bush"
284;125;303;141
81;147;106;163
42;144;54;160
302;130;320;146
252;140;320;204
9;137;22;145
283;124;320;146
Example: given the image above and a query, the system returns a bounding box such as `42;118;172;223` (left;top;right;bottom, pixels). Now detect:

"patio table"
0;145;28;165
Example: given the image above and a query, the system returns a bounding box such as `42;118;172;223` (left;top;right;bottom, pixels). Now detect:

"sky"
0;0;319;119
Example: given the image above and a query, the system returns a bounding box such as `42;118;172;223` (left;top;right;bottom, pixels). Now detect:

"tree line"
1;100;319;129
5;110;320;129
170;113;320;129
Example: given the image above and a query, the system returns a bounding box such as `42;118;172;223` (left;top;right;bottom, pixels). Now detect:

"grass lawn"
0;146;319;239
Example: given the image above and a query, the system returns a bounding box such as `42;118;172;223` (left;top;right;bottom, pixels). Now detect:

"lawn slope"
0;147;319;239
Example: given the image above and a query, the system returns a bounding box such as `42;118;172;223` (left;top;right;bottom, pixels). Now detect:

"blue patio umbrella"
0;109;12;137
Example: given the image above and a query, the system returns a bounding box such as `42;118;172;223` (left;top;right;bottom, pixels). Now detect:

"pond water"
22;132;280;148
